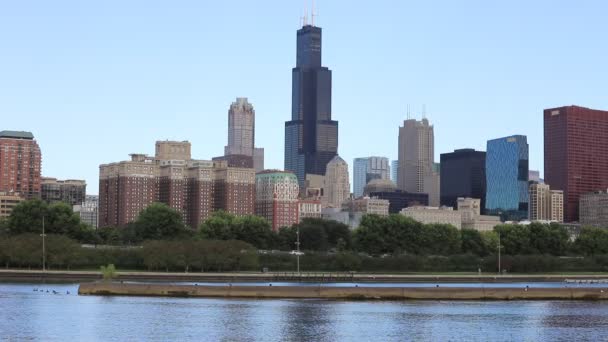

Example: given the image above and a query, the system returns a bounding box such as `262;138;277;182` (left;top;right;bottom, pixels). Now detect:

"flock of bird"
32;288;70;295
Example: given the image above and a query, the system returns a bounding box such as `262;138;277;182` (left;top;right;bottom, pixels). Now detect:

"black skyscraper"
440;149;487;211
285;24;338;187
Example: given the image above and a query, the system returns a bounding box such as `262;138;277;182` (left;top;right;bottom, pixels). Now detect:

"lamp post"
41;216;46;272
296;226;301;274
497;231;501;275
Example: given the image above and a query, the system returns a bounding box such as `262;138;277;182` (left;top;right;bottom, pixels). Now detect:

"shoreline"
2;269;608;284
78;282;608;300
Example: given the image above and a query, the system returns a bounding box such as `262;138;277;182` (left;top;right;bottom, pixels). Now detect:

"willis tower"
284;22;338;187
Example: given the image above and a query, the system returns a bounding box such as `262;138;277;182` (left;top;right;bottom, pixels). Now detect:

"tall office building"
440;149;486;211
485;135;529;221
398;118;439;206
255;170;300;231
99;141;255;228
324;155;350;208
353;156;390;198
41;177;87;206
528;183;563;222
544;106;608;222
223;98;264;172
0;131;42;199
284;23;338;187
391;160;399;185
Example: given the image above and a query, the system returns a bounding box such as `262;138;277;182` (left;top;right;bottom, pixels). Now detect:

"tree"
574;227;608;255
133;203;191;240
100;264;117;281
494;224;533;255
199;211;237;240
461;229;488;256
232;215;275;249
419;224;461;255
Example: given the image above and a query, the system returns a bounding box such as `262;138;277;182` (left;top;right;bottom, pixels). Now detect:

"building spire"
311;0;316;27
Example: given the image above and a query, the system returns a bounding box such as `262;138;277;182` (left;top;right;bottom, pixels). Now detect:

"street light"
41;215;46;272
296;226;300;274
497;231;501;275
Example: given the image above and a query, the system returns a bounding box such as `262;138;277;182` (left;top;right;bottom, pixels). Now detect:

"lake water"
2;283;608;341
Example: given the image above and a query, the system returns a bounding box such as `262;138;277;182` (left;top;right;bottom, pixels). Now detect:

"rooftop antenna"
311;0;316;27
303;0;309;26
422;104;427;119
407;105;411;120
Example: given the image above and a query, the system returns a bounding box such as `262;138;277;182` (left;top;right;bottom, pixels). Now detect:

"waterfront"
2;283;608;341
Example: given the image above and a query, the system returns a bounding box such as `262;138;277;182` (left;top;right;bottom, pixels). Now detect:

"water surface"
1;283;608;341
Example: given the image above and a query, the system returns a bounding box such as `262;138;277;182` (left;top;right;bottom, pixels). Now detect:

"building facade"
397;118;439;206
544;106;608;222
323;155;350;208
284;24;338;187
0;131;42;199
353;157;390;198
73;195;99;228
255;171;300;231
485;135;529;221
369;190;429;214
41;177;86;206
298;199;322;222
579;190;608;228
440;149;486;211
391;160;399;185
222;98;264;172
353;158;368;198
457;197;501;231
400;206;462;229
528;183;563;222
0;192;24;218
99;141;255;228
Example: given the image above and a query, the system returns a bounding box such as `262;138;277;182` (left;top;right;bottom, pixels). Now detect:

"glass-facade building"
353;157;391;198
353;158;369;198
284;25;338;187
440;149;486;211
485;135;529;221
391;160;399;184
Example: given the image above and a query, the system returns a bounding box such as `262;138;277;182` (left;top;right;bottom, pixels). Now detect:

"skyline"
1;1;607;195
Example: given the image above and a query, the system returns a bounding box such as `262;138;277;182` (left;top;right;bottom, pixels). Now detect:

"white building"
323;155;350;208
400;206;462;229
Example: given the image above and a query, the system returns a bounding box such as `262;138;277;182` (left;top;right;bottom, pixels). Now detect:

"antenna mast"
303;0;308;26
311;0;316;27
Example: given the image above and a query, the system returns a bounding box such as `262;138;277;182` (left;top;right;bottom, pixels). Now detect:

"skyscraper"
353;156;390;198
41;177;87;206
528;183;563;222
285;23;338;187
544;105;608;222
485;135;529;221
398;118;439;206
0;131;42;199
440;149;486;210
323;155;350;208
255;170;300;231
391;160;399;185
224;97;264;172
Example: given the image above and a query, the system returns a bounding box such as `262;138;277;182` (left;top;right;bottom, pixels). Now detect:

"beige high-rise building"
323;155;350;208
529;183;563;222
155;141;191;161
223;98;264;171
398;118;439;206
0;192;24;218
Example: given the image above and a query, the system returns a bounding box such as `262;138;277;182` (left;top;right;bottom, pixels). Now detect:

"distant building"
363;179;398;196
398;118;439;206
0;192;24;218
298;199;322;222
528;170;542;183
528;183;563;222
353;158;369;198
255;170;299;231
73;195;98;228
253;147;264;173
41;177;86;206
391;160;399;184
99;141;255;228
401;206;462;229
323;156;350;208
457;197;501;231
0;131;42;199
544;106;608;222
342;197;389;217
369;189;429;214
284;24;338;187
485;135;529;221
579;190;608;228
440;149;486;211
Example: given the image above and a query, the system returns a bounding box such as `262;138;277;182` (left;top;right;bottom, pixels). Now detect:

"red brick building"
544;106;608;222
0;131;42;199
99;141;255;228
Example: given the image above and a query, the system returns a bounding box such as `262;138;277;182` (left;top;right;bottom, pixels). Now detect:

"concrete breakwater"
78;283;608;300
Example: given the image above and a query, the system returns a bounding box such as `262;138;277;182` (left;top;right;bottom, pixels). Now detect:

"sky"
1;0;607;195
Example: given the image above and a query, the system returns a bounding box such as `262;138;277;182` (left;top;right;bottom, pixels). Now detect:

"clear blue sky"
1;1;607;195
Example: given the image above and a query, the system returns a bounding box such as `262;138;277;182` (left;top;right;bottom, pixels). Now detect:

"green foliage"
200;211;276;249
461;229;489;256
6;199;94;242
100;264;117;281
574;227;608;255
494;223;570;256
133;203;192;241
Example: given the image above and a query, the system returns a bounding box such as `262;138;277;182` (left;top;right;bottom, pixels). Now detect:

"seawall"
78;283;608;300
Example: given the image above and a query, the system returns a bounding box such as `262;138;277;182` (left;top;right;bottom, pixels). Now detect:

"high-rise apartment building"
284;24;338;187
544;106;608;222
99;141;255;228
255;170;300;231
398;118;439;206
0;131;42;199
41;177;86;206
485;135;529;221
579;190;608;228
353;156;390;198
440;149;486;211
528;183;563;222
323;155;350;208
223;98;264;172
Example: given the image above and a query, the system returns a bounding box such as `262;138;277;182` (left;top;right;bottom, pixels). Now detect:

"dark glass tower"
285;25;338;187
440;149;487;211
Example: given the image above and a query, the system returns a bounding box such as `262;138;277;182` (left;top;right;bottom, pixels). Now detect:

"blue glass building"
485;135;529;221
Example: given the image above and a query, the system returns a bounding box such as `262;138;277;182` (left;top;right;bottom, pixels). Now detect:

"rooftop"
0;131;34;140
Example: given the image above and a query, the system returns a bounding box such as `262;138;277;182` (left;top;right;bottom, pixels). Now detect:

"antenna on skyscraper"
311;0;316;27
303;0;309;26
422;104;427;119
407;105;411;120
